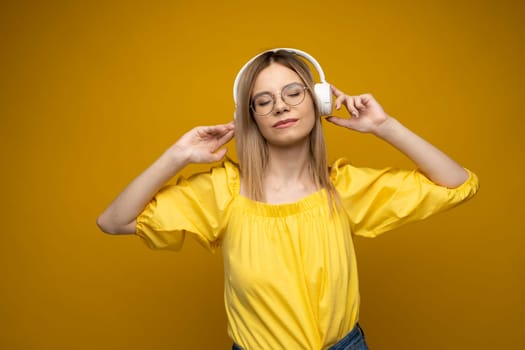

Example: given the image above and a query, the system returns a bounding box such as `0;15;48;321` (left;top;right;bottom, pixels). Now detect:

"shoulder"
329;157;412;194
213;157;240;185
329;158;382;183
193;157;240;198
329;158;353;179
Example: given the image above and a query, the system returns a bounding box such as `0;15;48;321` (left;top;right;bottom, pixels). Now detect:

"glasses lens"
283;83;306;106
251;83;307;116
252;93;273;116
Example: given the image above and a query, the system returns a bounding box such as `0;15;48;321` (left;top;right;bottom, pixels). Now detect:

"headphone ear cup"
314;83;332;116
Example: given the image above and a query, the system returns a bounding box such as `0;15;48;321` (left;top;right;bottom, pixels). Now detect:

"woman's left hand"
325;85;390;134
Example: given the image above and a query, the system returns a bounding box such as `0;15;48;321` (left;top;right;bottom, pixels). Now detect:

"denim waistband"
328;323;367;350
232;322;368;350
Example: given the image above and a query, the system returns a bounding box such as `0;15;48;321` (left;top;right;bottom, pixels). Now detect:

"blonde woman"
97;49;479;350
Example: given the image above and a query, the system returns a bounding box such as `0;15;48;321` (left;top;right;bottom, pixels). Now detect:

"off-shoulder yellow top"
136;159;479;350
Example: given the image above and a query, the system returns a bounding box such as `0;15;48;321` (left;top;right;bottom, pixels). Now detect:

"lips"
273;118;298;128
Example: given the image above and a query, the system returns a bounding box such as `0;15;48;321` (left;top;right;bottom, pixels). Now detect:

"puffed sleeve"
331;158;479;238
135;160;239;252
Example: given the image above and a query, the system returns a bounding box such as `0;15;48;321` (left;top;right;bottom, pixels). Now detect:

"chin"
267;132;311;148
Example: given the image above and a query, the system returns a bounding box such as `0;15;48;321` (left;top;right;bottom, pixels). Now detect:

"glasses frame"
250;83;309;116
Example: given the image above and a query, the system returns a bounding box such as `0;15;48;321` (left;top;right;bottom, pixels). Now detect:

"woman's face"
251;62;316;147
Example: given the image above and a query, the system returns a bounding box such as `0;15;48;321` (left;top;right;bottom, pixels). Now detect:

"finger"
359;93;373;106
215;122;235;134
211;129;235;152
354;95;366;110
346;96;360;117
334;94;346;110
203;123;234;138
334;93;356;116
209;147;228;162
330;84;345;97
325;116;350;128
222;120;235;130
219;129;235;145
335;95;359;116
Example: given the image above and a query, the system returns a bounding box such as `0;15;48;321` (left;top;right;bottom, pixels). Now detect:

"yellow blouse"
136;159;479;350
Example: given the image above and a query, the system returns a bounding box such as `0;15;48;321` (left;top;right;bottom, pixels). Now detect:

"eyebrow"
252;81;304;98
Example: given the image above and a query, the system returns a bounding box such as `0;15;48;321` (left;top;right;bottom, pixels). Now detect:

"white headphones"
233;48;333;117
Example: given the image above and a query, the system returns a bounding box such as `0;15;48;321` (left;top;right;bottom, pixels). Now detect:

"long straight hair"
235;50;338;208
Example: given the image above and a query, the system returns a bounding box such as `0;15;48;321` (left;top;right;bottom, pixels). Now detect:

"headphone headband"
232;48;333;116
233;48;327;104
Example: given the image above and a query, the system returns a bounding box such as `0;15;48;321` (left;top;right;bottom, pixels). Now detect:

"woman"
97;49;479;349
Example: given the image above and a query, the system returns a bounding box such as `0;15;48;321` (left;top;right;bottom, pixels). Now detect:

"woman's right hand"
170;121;235;164
97;121;235;235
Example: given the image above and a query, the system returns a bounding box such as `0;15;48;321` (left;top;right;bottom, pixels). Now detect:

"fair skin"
326;85;469;188
248;63;318;204
97;62;468;234
97;122;235;234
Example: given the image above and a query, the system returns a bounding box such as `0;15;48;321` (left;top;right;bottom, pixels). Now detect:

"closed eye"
256;100;272;107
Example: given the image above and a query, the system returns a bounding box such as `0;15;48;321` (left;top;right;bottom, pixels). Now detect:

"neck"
264;142;312;185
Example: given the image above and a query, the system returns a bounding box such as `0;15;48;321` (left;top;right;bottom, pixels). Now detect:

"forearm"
96;122;235;234
97;150;190;234
374;117;469;188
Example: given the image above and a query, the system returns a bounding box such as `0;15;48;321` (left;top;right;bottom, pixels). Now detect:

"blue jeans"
231;323;369;350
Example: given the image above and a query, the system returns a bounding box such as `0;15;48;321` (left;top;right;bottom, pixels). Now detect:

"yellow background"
1;0;523;349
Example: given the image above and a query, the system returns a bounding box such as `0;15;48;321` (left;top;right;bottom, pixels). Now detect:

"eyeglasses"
250;82;308;116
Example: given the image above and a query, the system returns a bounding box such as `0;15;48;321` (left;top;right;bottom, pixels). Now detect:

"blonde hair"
235;50;338;207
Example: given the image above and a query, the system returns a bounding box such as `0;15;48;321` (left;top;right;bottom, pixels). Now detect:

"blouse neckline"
236;188;327;217
223;158;330;216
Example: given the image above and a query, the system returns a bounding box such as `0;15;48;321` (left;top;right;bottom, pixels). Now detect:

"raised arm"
96;121;235;234
326;86;469;188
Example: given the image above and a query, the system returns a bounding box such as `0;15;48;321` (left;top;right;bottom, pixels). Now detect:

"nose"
273;95;289;115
